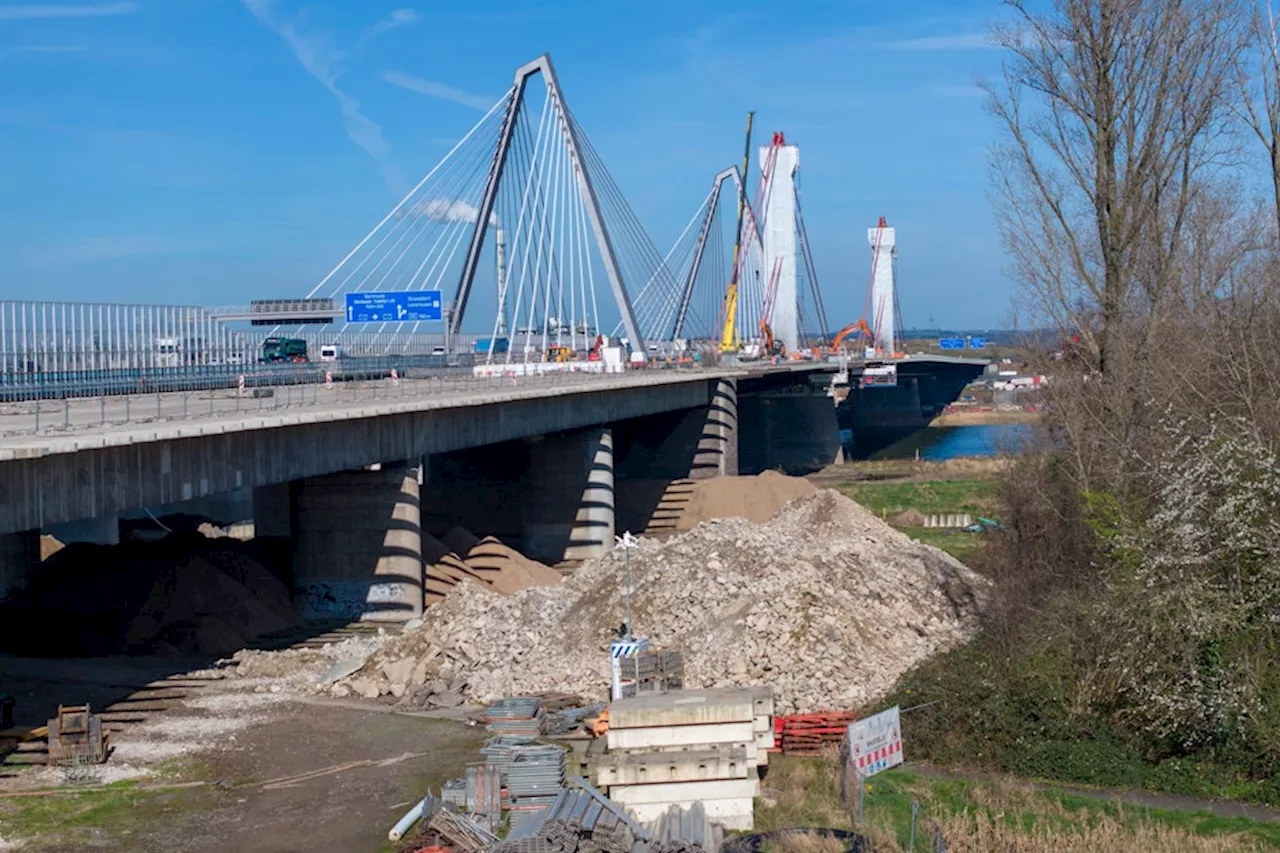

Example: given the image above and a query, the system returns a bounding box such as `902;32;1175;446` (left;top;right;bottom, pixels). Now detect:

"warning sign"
847;705;903;777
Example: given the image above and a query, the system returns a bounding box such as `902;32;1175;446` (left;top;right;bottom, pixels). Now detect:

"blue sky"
0;0;1011;329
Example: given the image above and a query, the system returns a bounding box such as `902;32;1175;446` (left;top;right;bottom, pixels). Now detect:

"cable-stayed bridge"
1;53;833;398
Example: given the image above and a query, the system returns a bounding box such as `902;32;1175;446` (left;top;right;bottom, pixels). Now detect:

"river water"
850;423;1034;461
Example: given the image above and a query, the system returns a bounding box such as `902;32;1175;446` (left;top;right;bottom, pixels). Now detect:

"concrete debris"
318;655;368;686
330;487;989;713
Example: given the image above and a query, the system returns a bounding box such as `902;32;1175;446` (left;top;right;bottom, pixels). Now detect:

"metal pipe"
388;795;427;842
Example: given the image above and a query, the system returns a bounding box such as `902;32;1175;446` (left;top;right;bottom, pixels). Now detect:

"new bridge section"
0;364;839;621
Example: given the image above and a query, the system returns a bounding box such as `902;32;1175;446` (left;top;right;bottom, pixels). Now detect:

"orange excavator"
831;318;873;353
760;320;786;358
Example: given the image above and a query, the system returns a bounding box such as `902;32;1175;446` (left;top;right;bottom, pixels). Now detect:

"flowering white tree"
1102;418;1280;752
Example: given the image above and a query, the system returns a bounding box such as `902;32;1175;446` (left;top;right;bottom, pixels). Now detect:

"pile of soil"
889;509;926;527
0;534;297;657
676;470;818;531
331;486;989;713
423;527;561;603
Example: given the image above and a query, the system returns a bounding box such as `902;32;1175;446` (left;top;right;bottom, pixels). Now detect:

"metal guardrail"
0;354;480;403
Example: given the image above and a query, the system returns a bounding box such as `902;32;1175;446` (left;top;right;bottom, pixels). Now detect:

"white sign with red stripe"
847;705;903;777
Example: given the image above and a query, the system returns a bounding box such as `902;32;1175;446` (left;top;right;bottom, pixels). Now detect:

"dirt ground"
0;650;487;853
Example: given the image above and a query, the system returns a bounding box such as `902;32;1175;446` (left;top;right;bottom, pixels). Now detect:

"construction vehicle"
718;111;755;353
546;345;572;363
760;320;786;358
832;319;874;354
46;704;108;766
587;334;604;361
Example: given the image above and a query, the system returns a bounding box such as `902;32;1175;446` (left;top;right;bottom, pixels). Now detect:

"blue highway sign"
345;291;443;323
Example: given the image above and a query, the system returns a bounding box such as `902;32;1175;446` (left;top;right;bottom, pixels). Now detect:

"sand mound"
39;535;63;561
421;533;483;603
0;537;297;657
890;509;926;527
335;488;989;713
464;536;563;595
124;557;293;653
677;470;818;530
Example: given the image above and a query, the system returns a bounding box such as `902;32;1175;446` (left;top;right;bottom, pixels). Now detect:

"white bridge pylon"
302;54;686;360
660;133;829;354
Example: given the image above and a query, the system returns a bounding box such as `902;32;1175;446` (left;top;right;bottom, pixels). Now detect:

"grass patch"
836;479;1002;518
896;527;985;562
0;780;218;849
755;756;1280;851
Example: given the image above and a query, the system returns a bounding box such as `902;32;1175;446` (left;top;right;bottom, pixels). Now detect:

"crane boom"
719;111;754;353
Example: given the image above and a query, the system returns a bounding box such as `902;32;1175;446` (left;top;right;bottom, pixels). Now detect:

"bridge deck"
0;364;831;461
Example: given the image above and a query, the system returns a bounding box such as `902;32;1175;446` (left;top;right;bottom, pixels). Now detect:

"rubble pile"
331;488;989;713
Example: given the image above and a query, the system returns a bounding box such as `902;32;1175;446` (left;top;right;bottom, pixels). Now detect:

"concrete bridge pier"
738;388;843;475
610;378;739;534
522;427;615;564
291;462;424;622
0;530;39;603
694;378;739;479
253;482;293;539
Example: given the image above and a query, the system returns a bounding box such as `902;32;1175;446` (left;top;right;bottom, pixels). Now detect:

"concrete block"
607;777;759;806
748;685;775;719
624;798;755;831
595;747;750;787
610;688;758;730
754;730;776;750
607;721;754;751
609;741;759;766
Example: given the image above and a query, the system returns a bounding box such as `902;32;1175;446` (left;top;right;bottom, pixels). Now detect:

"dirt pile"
464;536;564;595
0;535;297;657
676;470;818;530
329;488;989;713
423;528;561;603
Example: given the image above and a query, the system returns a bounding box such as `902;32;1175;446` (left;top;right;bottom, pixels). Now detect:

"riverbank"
930;407;1041;426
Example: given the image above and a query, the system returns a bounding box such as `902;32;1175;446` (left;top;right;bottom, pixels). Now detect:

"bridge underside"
0;371;841;622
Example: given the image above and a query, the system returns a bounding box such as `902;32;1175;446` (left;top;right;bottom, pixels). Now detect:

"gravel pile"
328;488;990;713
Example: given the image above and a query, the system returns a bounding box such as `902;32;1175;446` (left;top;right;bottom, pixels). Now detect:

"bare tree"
985;0;1243;484
1239;1;1280;234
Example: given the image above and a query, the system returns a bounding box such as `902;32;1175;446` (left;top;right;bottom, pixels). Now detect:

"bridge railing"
0;360;715;438
0;353;485;403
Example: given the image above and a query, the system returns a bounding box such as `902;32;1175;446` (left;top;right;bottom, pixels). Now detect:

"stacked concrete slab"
595;687;774;831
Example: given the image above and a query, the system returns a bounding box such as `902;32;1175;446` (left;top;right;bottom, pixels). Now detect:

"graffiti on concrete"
301;581;407;619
